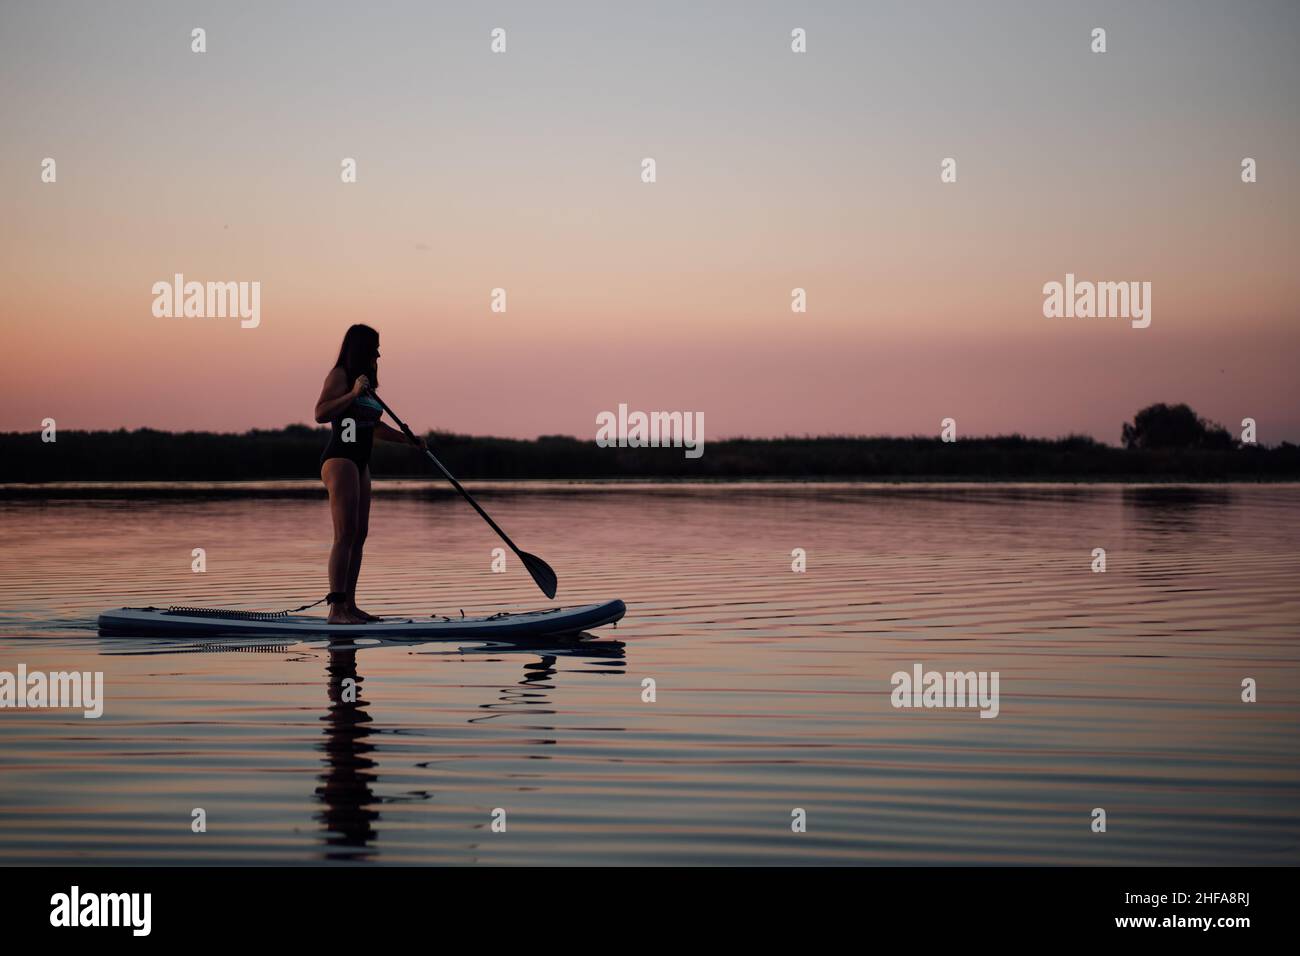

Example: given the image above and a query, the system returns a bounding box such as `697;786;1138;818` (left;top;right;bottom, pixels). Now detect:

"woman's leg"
347;467;379;620
321;458;364;624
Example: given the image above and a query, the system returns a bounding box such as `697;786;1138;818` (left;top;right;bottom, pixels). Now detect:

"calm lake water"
0;483;1297;865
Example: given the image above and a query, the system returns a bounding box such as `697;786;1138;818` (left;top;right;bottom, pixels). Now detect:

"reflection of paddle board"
98;600;625;639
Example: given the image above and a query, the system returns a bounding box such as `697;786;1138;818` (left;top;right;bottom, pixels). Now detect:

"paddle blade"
520;550;558;599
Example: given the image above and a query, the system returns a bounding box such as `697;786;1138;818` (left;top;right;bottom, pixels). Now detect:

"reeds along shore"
2;425;1297;483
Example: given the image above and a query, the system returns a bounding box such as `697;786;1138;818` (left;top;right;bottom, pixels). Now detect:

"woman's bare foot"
349;604;382;622
327;603;366;624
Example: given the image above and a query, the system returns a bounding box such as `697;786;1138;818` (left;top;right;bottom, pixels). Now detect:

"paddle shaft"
365;388;529;563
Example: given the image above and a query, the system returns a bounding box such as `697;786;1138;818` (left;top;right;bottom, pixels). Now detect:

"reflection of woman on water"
312;637;625;861
314;324;425;625
316;643;379;859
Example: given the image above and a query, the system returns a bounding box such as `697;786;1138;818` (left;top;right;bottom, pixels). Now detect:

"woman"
315;325;423;624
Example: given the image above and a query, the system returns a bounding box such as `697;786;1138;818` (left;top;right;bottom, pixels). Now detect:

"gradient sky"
3;0;1298;442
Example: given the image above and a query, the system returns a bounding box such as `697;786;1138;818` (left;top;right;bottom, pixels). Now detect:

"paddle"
364;388;558;599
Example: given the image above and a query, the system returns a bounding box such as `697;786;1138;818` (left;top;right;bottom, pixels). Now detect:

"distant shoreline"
4;478;1300;500
2;426;1297;487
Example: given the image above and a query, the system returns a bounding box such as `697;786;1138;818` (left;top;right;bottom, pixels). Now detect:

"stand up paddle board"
98;599;625;639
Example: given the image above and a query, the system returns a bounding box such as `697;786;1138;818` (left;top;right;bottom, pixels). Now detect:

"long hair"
333;324;379;390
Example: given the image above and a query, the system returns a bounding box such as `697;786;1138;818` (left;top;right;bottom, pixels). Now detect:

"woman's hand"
351;374;370;397
410;434;428;451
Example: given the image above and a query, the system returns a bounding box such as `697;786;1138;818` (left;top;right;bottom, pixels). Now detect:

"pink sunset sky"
3;1;1298;442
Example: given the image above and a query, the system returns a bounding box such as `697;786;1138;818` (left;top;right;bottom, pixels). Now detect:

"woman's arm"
314;368;365;423
374;421;426;448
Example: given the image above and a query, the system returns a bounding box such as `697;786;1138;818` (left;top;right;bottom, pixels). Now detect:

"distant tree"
1122;403;1233;450
282;423;324;438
